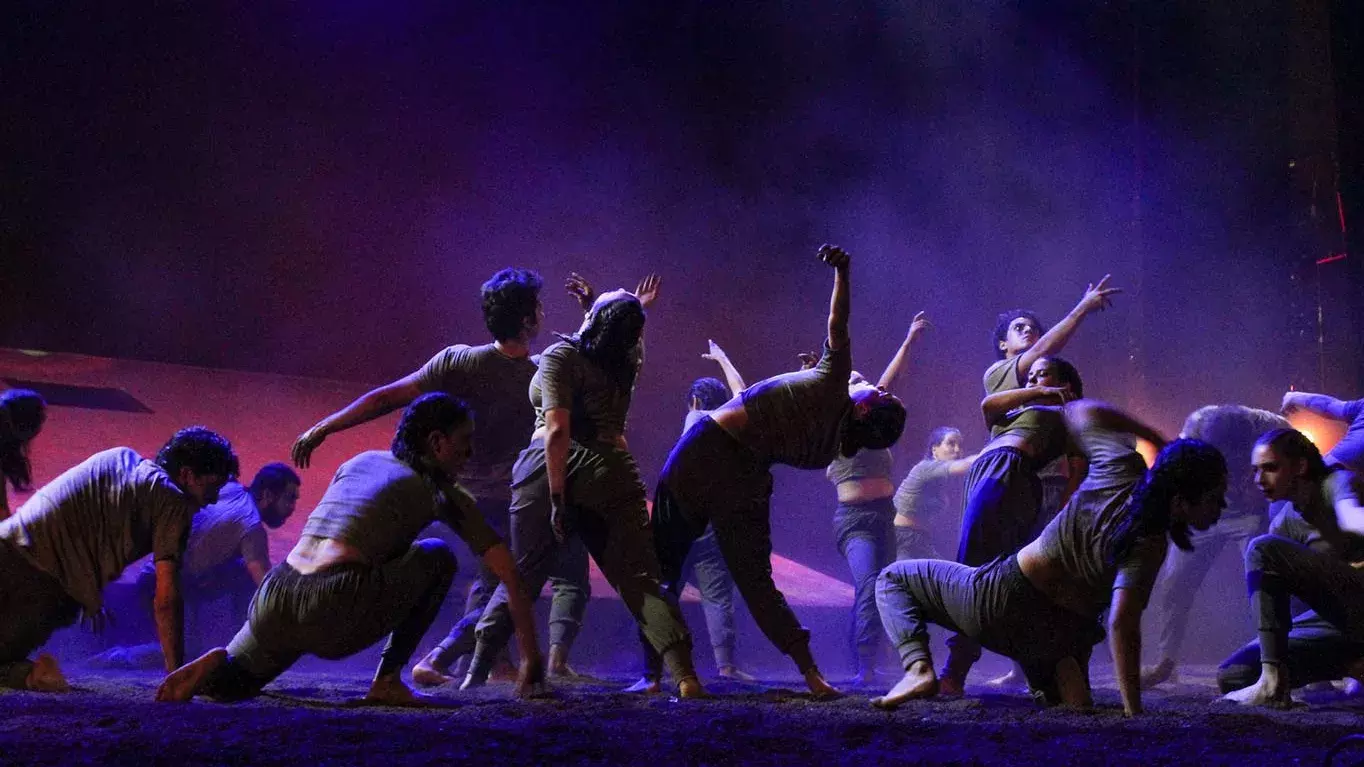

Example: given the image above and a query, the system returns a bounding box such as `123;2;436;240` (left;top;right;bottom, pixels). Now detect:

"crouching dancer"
157;394;544;704
873;401;1228;716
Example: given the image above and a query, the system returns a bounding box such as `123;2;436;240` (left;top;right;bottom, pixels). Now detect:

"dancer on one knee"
874;400;1226;716
89;463;302;669
0;427;236;692
1139;405;1288;688
942;355;1086;693
462;279;707;697
628;342;758;693
893;427;976;561
1280;390;1364;472
158;394;543;704
827;312;929;686
649;244;906;700
0;389;46;519
1219;429;1364;707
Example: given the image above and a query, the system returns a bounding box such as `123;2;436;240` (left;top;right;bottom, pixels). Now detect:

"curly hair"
846;398;908;452
1108;438;1227;565
0;389;46;492
155;426;239;481
391;393;472;477
482;267;544;341
556;293;645;393
924;426;962;460
249;462;301;499
1254;428;1329;484
688;377;730;411
992;310;1047;359
1034;356;1084;399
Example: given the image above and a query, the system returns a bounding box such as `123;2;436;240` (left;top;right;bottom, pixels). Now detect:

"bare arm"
292;374;424;468
981;386;1070;427
1064;399;1166;450
1282;391;1363;423
703;340;746;395
1333;476;1364;537
480;542;545;693
152;560;185;672
876;312;930;390
819;245;851;351
1014;276;1121;381
1107;587;1145;716
945;455;979;475
544;408;573;540
244;559;270;587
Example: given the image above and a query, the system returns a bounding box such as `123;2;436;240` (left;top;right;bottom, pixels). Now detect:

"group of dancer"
1;245;1362;717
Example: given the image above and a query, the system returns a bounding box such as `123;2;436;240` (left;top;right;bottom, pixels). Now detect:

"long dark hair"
556;293;645;393
1035;356;1084;399
1;389;47;492
392;393;472;479
1255;428;1329;484
1108;438;1226;564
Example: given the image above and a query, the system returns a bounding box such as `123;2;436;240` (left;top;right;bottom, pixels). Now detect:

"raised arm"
876;312;931;390
818;244;851;350
292;373;423;468
1281;391;1364;423
981;386;1070;427
1014;276;1121;382
1064;399;1166;450
703;340;747;396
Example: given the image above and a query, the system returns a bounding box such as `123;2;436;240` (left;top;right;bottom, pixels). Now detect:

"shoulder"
983;357;1020;393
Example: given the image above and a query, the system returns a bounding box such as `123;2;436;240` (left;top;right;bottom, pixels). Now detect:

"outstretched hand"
565;273;596;313
702;339;729;362
1078;274;1121;314
1280;391;1306;415
292;426;326;469
516;653;548;697
797;351;819;370
906;311;932;343
817;244;850;271
633;273;662;309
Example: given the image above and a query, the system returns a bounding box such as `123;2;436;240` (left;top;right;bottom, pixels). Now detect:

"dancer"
89;463;302;668
0;389;46;519
984;276;1120;395
463;281;706;697
893;427;976;561
628;342;757;693
1219;429;1364;707
1280;390;1364;471
0;427;236;691
942;355;1086;692
649;244;907;700
1139;405;1289;688
873;401;1226;716
827;312;929;685
158;394;543;703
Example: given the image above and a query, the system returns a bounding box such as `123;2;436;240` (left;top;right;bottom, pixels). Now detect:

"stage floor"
2;667;1360;766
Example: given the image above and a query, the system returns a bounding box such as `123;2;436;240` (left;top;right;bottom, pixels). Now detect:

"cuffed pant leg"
876;559;984;671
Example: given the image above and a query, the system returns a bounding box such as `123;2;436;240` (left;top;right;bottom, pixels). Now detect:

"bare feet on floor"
411;656;455;688
155;648;227;702
623;676;662;694
804;667;842;701
364;674;439;707
25;653;70;693
985;666;1027;691
871;661;938;710
1139;658;1177;689
1221;665;1290;708
717;665;756;682
937;671;964;697
676;676;709;699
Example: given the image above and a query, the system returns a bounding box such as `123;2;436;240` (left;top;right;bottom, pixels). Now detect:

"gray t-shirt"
739;341;853;469
1180;405;1290;517
530;341;633;445
1029;421;1164;617
300;450;501;563
1326;399;1364;473
415;343;537;500
893;459;959;523
827;449;893;485
0;447;195;612
1269;469;1364;563
984;356;1026;395
140;481;267;580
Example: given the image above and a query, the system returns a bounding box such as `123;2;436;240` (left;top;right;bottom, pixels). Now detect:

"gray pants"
833;498;895;674
650;417;814;671
876;556;1101;703
895;526;943;561
1146;512;1263;662
641;526;740;677
1241;534;1364;668
1218;609;1364;692
203;539;456;700
471;440;691;674
0;541;80;689
428;495;590;669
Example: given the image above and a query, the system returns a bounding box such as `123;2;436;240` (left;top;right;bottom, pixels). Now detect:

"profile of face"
848;371;868;386
176;469;228;508
260;482;301;529
1000;316;1040;357
1172;476;1228;532
1026;357;1066;391
1251;443;1306;502
429;420;475;480
931;431;963;461
848;382;901;420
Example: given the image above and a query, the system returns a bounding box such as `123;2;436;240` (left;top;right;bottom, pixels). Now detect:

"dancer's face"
1173;477;1227;532
1251;443;1304;502
1000;316;1039;356
1026;358;1065;390
260;482;301;529
176;469;228;508
931;432;963;461
429;420;475;480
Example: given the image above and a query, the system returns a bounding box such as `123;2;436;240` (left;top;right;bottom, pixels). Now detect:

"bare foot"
676;676;709;699
804;667;843;701
717;665;756;682
937;671;964;697
489;657;520;683
411;658;455;688
1221;666;1290;708
156;648;226;702
1055;657;1092;708
985;666;1027;691
1139;658;1177;689
624;676;662;694
364;674;438;707
871;661;938;710
26;653;70;693
515;655;547;698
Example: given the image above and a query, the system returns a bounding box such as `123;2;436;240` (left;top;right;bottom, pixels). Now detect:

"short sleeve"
152;490;194;563
537;344;579;413
983;357;1023;394
1324;469;1361;510
239;524;270;567
814;340;852;386
413;345;470;393
440;483;503;556
1112;534;1167;608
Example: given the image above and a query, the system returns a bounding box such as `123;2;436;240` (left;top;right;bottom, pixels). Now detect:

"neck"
495;337;532;359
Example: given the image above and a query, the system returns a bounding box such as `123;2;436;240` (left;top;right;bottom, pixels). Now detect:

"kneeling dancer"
158;394;543;703
874;401;1227;716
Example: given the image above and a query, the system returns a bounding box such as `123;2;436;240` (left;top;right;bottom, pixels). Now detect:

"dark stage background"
3;2;1361;664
